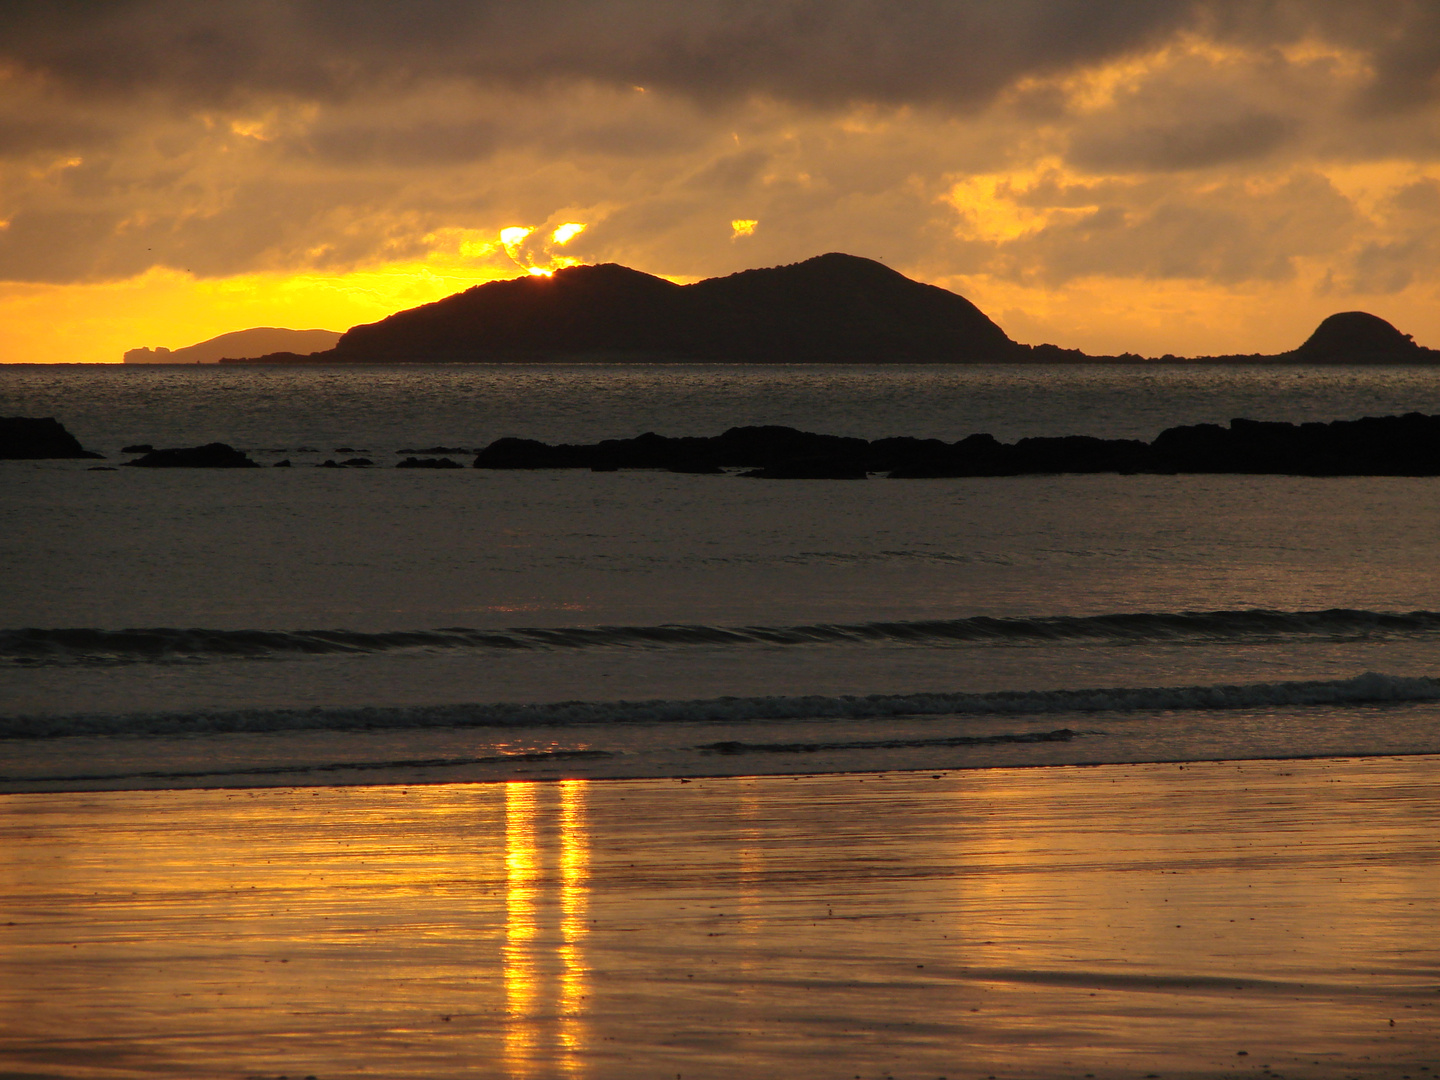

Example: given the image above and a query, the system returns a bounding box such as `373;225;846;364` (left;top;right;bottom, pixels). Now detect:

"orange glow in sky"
6;8;1440;361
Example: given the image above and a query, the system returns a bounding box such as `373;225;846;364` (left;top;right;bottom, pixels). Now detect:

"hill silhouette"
1287;311;1430;363
219;254;1439;365
125;327;342;364
236;254;1017;364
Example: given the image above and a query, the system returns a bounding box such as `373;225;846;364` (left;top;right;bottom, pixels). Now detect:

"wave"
699;729;1078;755
3;671;1436;740
0;749;614;785
6;608;1440;666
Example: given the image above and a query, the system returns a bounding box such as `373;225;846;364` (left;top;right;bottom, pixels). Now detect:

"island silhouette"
125;327;342;364
215;253;1437;365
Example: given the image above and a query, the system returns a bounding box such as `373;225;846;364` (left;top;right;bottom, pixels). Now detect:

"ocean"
5;362;1440;791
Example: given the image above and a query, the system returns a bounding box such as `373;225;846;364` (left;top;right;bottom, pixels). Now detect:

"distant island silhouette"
215;253;1438;365
125;327;342;364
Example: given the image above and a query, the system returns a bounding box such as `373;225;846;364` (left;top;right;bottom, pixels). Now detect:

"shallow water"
1;758;1436;1079
11;361;1440;447
4;363;1440;787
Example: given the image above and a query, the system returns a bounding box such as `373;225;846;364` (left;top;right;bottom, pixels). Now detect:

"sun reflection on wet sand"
503;780;590;1077
503;781;541;1076
557;779;589;1074
0;758;1436;1079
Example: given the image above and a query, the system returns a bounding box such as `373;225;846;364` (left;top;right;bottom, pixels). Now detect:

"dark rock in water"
88;466;117;471
121;443;154;454
396;456;463;468
274;459;292;467
317;458;372;468
473;424;872;473
865;435;957;473
740;458;868;479
896;413;1440;477
473;437;592;469
471;412;1440;478
0;417;103;459
124;443;260;468
886;432;1157;477
1013;435;1155;474
886;432;1012;477
1152;412;1440;474
711;425;869;467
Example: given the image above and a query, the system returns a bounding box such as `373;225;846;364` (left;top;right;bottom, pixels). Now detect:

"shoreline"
3;738;1439;795
2;755;1435;1078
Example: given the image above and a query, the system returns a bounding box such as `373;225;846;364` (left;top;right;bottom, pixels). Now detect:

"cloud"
4;0;1440;362
1070;112;1297;172
7;1;1440;120
997;172;1358;285
0;1;1201;109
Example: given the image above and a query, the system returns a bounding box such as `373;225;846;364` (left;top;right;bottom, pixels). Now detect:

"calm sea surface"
4;362;1440;789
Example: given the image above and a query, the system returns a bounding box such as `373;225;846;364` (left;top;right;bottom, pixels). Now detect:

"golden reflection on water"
736;778;762;980
557;779;589;1073
503;782;541;1076
1;760;1436;1080
503;779;590;1078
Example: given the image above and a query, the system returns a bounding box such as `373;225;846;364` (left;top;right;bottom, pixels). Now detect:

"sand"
0;756;1436;1079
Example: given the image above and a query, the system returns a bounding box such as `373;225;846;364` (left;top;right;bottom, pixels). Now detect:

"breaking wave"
6;607;1440;666
3;671;1436;740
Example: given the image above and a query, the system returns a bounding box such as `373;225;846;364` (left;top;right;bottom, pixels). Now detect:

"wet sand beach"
1;755;1436;1079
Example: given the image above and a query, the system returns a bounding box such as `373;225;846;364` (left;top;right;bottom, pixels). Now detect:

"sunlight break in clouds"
500;228;536;263
499;222;592;278
6;1;1440;360
552;223;587;246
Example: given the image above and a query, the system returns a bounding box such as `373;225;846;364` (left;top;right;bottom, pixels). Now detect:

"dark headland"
223;253;1439;366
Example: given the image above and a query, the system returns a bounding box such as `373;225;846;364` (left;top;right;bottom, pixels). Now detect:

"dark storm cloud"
4;0;1440;294
6;1;1438;115
0;1;1208;108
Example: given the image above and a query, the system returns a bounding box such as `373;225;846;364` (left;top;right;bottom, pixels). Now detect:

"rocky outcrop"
396;456;463;468
470;412;1440;478
738;458;869;479
123;443;260;468
0;417;103;459
318;458;373;468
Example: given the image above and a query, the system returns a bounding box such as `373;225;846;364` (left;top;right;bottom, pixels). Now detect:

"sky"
6;0;1440;362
